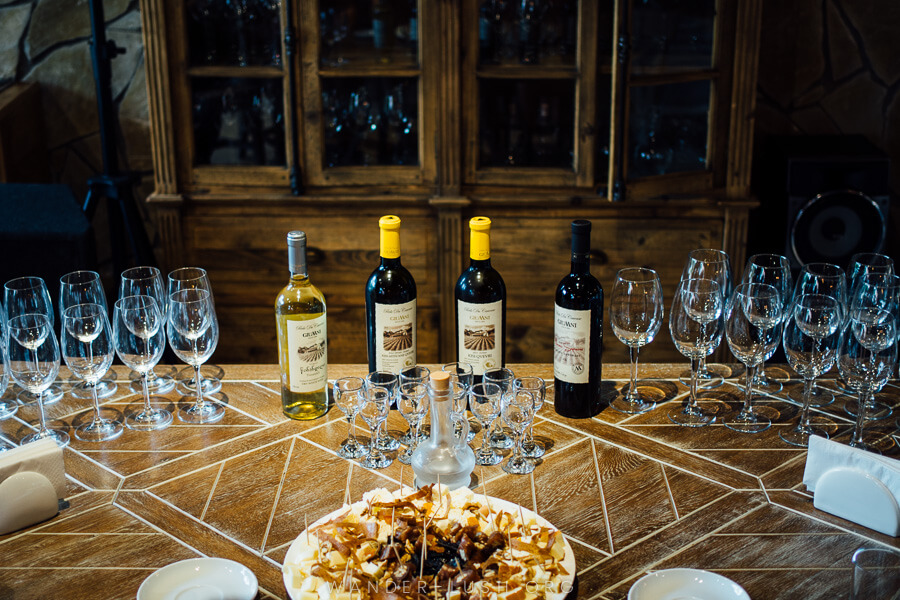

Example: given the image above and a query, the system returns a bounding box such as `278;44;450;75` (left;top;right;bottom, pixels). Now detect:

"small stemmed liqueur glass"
443;361;478;441
60;270;117;399
502;388;536;475
62;304;121;442
398;365;430;445
397;382;429;465
483;367;515;449
359;384;392;469
168;289;223;424
609;267;664;413
469;382;502;466
514;376;546;458
448;379;475;442
680;249;732;388
113;296;172;431
741;254;792;394
669;278;724;427
168;267;223;396
781;295;841;446
121;266;175;395
723;283;782;433
333;377;367;459
838;307;897;453
6;314;67;446
365;370;400;451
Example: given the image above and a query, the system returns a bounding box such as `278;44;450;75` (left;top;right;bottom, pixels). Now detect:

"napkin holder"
813;466;900;537
0;438;66;535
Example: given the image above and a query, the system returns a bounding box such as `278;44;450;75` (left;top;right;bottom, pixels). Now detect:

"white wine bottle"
275;231;328;419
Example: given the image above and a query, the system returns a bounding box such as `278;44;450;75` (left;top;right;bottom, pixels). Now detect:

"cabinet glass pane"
595;74;611;188
631;0;714;71
187;0;282;67
320;0;418;68
321;78;418;167
192;78;285;166
477;0;577;67
627;80;709;179
479;79;575;168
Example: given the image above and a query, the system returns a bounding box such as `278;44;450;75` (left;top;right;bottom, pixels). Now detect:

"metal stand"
82;0;155;274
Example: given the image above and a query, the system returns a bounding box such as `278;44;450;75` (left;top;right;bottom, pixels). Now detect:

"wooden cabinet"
139;0;761;364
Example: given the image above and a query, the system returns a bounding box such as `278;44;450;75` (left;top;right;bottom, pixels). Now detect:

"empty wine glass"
838;307;897;453
399;365;430;445
121;266;175;395
847;253;894;299
502;388;536;475
365;370;400;451
483;367;515;449
61;304;121;442
470;382;502;466
7;314;67;446
442;362;474;388
741;254;792;394
359;383;392;469
669;278;724;427
168;267;223;396
113;296;172;431
723;283;782;433
781;295;841;446
4;277;63;405
681;249;732;388
333;377;367;459
514;376;546;458
60;270;118;400
609;267;664;413
168;289;223;424
448;379;475;442
397;382;429;465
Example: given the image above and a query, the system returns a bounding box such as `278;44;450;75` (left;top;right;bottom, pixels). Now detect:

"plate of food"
628;568;750;600
283;484;576;599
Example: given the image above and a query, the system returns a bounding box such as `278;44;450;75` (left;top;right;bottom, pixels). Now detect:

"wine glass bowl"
332;377;367;459
359;384;392;469
396;382;429;465
398;365;429;445
120;266;175;395
502;388;536;475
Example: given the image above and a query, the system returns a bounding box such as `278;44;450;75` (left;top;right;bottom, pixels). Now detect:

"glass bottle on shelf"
518;0;541;64
531;98;558;166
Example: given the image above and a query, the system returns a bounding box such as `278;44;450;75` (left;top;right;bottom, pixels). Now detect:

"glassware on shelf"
741;254;793;394
502;388;535;475
679;249;732;389
359;384;393;469
333;377;367;460
469;382;503;466
397;382;429;465
187;0;282;67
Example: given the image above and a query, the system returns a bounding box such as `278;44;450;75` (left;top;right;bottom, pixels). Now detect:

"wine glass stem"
799;378;814;430
480;419;492;454
628;345;640;400
194;364;204;408
36;391;48;433
852;390;871;445
688;357;700;411
411;420;421;451
742;365;756;415
90;383;103;425
346;414;355;444
141;371;152;411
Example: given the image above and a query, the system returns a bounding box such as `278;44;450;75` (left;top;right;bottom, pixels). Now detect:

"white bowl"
137;557;258;600
628;568;750;600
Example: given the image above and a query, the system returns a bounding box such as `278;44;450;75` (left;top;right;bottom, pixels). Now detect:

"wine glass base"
503;456;535;474
751;375;782;395
789;384;835;408
522;440;546;458
489;428;514;449
18;385;64;406
668;406;715;427
125;408;173;431
177;377;222;396
844;400;892;421
679;369;725;389
338;438;368;460
374;432;401;452
0;400;18;420
23;428;69;448
130;375;176;395
75;419;123;442
475;449;502;466
361;451;393;469
779;426;829;447
178;401;225;424
849;433;895;454
70;379;117;400
610;395;654;415
724;414;771;434
397;448;414;465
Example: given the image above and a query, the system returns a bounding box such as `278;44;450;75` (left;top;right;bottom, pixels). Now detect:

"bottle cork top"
469;216;492;231
379;215;401;230
430;371;450;392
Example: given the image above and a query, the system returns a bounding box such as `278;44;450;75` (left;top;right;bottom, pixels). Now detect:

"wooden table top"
1;363;899;599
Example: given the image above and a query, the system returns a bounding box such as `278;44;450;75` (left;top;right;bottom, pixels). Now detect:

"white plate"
628;568;750;600
137;557;258;600
283;490;576;600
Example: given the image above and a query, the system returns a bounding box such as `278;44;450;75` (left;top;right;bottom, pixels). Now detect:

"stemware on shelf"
358;383;392;469
680;249;732;388
482;367;515;449
838;307;897;453
113;295;173;431
61;303;121;442
780;294;841;447
513;376;546;458
502;388;536;475
723;283;782;433
396;381;429;465
60;270;118;400
741;254;792;394
609;267;664;413
167;289;223;424
332;376;367;459
120;266;176;394
167;267;223;395
669;278;724;427
398;365;430;445
4;277;63;405
469;382;503;466
364;370;400;451
6;313;68;446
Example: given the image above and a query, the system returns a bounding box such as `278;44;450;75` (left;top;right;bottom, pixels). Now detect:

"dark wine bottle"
554;220;604;418
455;216;506;379
365;215;417;373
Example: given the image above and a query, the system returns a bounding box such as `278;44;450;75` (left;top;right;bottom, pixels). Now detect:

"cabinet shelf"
475;65;578;80
186;66;284;79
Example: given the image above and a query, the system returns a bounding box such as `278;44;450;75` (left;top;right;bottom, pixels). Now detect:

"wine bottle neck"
571;253;590;274
470;229;491;260
470;258;492;268
380;222;401;260
381;256;402;268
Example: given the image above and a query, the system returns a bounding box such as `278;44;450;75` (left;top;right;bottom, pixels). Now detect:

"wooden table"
1;364;899;599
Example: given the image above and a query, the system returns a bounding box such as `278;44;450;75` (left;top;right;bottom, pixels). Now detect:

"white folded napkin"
804;435;900;497
0;438;66;499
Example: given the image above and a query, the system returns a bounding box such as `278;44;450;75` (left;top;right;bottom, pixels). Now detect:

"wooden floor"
1;364;898;599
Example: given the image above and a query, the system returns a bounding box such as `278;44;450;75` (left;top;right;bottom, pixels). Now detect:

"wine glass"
847;253;894;299
448;379;475;442
121;266;175;394
723;283;782;433
398;365;430;445
4;277;63;404
113;295;173;431
741;254;792;393
0;322;16;422
469;382;502;466
365;370;400;451
167;289;223;424
483;367;515;449
669;278;724;427
60;270;118;400
168;267;223;395
443;362;478;442
681;249;732;388
502;388;536;475
61;303;121;442
6;314;67;446
397;382;429;465
838;307;897;453
780;295;841;446
609;267;664;413
513;376;546;458
359;383;392;469
332;377;367;459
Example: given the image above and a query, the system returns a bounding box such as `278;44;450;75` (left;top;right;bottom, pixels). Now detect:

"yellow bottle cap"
379;215;402;259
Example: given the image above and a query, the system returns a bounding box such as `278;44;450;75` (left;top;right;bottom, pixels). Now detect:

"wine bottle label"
286;314;327;392
554;304;590;384
375;299;416;372
458;299;502;376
